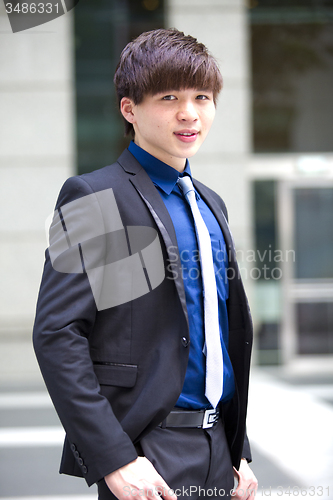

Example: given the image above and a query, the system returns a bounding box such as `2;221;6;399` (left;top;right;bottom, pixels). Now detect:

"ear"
120;97;136;124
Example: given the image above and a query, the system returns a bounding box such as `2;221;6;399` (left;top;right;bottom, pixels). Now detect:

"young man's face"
121;89;216;172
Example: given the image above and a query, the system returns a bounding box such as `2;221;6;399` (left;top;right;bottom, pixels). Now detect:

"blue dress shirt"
128;141;235;409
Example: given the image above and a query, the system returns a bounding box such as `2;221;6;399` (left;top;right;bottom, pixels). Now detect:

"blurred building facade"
0;0;332;381
248;0;333;369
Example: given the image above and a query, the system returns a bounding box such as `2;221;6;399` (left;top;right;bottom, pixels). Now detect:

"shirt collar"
128;141;192;195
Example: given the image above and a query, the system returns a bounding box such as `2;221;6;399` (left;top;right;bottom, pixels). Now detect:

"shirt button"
182;337;189;347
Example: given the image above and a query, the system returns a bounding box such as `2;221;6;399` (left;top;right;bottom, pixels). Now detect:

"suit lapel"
117;150;189;327
193;179;237;268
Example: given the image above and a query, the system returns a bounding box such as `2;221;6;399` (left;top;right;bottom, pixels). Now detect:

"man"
33;28;257;500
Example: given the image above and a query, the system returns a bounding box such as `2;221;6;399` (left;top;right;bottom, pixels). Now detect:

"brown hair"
114;28;223;136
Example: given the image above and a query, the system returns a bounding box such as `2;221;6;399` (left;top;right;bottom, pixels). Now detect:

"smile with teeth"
177;132;197;136
174;130;199;142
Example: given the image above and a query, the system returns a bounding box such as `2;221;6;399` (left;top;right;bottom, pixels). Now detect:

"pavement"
247;367;333;499
0;340;333;500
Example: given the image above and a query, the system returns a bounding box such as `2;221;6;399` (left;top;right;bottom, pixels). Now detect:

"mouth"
174;130;199;143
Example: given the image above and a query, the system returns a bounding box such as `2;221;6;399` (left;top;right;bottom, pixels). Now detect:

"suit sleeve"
241;433;252;463
33;175;138;486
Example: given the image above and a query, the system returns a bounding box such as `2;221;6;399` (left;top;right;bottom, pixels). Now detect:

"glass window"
253;180;282;364
297;302;333;354
294;187;333;280
75;0;165;174
249;0;333;153
253;180;278;278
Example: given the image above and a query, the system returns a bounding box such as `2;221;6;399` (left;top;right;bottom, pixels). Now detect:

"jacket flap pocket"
93;363;138;387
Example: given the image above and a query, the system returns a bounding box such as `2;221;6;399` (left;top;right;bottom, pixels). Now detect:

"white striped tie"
177;175;223;408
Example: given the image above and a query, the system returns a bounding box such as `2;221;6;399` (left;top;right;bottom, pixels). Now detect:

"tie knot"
177;175;195;197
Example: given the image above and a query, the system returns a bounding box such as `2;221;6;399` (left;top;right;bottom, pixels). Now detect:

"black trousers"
98;418;234;500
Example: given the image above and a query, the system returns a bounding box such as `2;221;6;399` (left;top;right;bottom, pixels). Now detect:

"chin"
185;147;200;158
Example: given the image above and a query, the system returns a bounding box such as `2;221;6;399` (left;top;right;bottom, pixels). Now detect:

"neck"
133;139;186;173
170;158;187;173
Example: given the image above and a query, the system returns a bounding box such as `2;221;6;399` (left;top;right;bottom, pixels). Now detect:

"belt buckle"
202;408;219;429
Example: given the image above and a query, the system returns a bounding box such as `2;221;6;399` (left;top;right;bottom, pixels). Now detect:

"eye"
196;94;210;100
162;95;177;101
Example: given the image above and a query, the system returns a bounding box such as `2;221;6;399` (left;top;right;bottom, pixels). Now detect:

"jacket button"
82;465;88;474
78;458;84;466
71;444;76;452
182;337;189;347
74;451;79;459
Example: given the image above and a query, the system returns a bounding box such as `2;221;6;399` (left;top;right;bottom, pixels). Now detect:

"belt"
159;407;220;429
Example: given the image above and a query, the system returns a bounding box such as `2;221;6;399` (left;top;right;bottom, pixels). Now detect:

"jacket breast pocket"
93;362;138;387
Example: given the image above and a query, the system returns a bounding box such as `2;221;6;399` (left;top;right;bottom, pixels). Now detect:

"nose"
177;100;199;121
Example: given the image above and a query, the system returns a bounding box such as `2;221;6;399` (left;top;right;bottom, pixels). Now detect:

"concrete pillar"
0;3;75;381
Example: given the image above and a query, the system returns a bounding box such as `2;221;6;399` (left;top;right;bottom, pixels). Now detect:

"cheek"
205;112;215;131
153;119;169;133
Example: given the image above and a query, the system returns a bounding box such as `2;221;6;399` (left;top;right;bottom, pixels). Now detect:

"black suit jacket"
33;149;253;487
